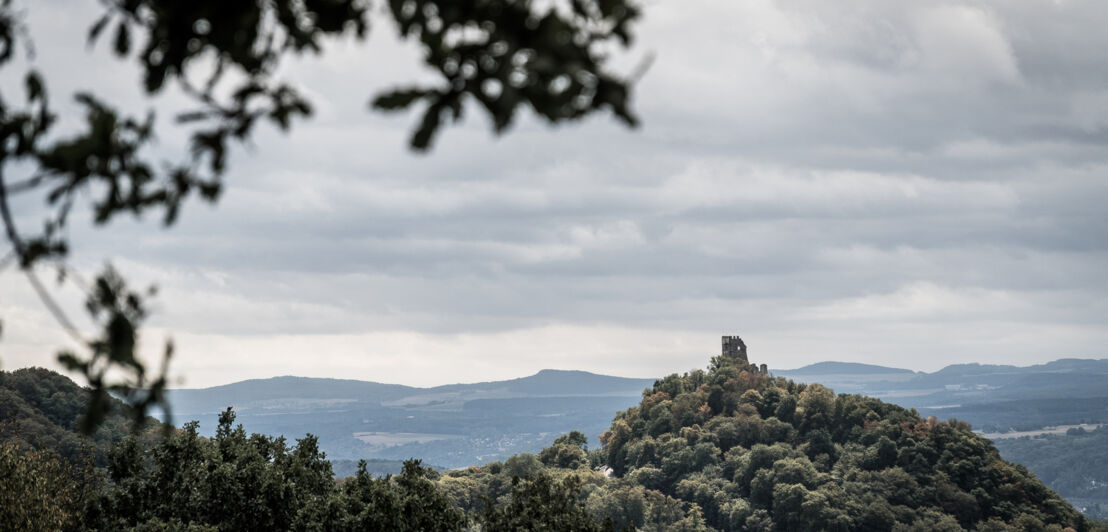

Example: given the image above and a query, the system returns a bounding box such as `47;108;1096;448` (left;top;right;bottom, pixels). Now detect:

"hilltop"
448;353;1098;530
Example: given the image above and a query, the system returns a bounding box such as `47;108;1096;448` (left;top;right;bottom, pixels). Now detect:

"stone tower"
722;335;748;363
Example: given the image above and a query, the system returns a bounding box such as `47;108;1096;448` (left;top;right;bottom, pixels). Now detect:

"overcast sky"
2;0;1107;388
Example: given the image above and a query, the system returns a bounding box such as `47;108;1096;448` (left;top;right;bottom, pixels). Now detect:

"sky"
2;0;1107;388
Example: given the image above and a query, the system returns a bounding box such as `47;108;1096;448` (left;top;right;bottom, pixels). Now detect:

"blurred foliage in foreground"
0;0;643;435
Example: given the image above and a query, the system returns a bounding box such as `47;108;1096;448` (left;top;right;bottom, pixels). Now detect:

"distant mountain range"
778;357;1108;384
776;361;918;375
164;369;656;469
167;369;654;415
774;358;1108;432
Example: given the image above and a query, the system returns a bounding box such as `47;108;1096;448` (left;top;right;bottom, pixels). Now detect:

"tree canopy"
0;367;163;466
590;355;1095;531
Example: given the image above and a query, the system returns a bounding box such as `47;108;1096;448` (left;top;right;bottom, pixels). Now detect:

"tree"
540;430;590;469
480;473;616;532
327;459;466;532
0;440;81;530
81;407;471;531
0;0;643;430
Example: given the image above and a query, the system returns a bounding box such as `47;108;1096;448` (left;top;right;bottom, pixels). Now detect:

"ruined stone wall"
722;335;748;363
722;335;769;375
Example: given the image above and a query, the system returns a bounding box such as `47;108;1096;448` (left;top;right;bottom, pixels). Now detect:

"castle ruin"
722;335;748;362
722;335;769;375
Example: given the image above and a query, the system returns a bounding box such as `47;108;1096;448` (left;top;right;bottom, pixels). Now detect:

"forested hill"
432;355;1102;530
0;367;160;467
578;355;1094;530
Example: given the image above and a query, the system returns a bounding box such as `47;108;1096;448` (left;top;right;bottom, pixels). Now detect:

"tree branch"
1;173;47;195
0;171;86;345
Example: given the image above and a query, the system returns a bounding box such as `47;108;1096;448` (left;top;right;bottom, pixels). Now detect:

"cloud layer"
2;0;1106;386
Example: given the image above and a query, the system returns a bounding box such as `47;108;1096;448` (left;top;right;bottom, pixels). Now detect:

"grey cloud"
4;0;1107;384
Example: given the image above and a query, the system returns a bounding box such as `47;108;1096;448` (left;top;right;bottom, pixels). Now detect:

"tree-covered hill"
583;355;1093;531
0;367;161;467
433;355;1101;531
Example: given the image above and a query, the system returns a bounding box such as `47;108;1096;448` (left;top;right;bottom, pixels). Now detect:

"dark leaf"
87;13;110;45
25;71;44;101
411;101;444;150
113;22;130;56
372;88;431;111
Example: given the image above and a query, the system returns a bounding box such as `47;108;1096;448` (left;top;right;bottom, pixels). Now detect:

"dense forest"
0;368;163;467
2;357;1105;531
582;356;1094;531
